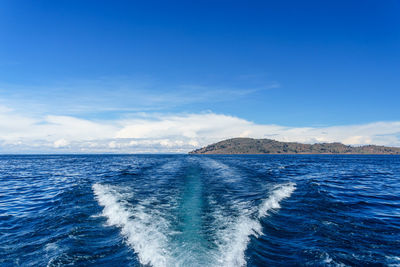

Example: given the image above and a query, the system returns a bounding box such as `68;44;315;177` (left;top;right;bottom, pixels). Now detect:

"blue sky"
0;0;400;152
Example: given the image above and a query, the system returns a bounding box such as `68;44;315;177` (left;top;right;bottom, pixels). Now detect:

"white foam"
214;183;296;267
214;211;262;267
201;158;240;183
387;256;400;267
92;183;172;267
93;179;296;267
258;183;296;218
322;252;333;264
46;242;63;267
201;158;296;266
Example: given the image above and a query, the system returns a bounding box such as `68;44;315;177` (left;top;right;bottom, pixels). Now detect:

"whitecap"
214;183;296;267
92;183;172;267
93;179;296;267
387;256;400;267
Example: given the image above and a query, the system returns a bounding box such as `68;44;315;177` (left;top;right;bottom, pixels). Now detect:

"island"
189;138;400;155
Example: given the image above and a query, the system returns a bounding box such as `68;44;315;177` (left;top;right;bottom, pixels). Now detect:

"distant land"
189;138;400;155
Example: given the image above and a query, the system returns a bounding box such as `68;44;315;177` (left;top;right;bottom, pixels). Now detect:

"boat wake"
212;183;296;266
93;161;295;267
92;184;173;267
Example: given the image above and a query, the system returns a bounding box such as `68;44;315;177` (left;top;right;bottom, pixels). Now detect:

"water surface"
0;155;399;266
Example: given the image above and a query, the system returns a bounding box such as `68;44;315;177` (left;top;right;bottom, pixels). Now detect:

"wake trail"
93;183;173;267
213;182;296;267
93;158;296;267
199;158;296;266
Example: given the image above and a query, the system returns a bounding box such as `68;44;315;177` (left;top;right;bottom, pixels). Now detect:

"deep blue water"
0;155;400;266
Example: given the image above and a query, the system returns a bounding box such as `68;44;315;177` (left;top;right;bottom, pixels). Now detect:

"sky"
0;0;400;153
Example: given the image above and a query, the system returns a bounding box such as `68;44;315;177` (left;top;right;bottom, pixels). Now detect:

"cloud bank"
0;106;399;153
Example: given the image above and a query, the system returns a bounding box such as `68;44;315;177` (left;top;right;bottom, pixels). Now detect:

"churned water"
0;155;399;266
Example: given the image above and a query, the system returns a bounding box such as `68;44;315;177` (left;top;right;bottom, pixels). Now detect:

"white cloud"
0;106;399;153
0;105;13;113
53;138;69;148
108;141;117;149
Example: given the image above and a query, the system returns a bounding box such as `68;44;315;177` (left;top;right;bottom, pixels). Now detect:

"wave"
213;183;296;267
92;183;172;267
200;158;242;183
258;183;296;218
93;179;296;267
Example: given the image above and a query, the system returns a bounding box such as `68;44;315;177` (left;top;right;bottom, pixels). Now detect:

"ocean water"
0;155;399;266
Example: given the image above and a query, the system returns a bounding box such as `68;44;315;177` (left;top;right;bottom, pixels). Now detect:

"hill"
189;138;400;155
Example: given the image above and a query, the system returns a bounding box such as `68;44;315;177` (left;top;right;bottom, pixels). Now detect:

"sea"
0;154;399;266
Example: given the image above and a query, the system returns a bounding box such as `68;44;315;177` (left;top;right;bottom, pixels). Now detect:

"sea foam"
258;183;296;218
92;183;172;267
93;170;296;267
214;182;296;267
